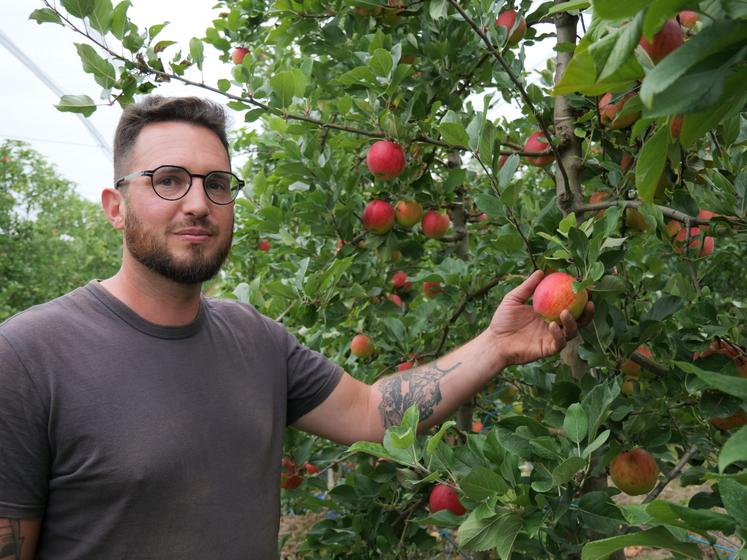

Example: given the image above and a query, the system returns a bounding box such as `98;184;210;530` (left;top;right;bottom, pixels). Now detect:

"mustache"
168;219;219;235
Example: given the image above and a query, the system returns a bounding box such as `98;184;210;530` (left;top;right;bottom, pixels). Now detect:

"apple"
640;19;684;64
428;484;466;515
386;293;404;307
697;209;719;233
391;271;412;292
471;419;484;433
499;383;518;404
367;140;406;180
350;334;375;358
281;457;304;490
257;239;271;251
498;153;509;168
532;272;589;323
621;378;636;397
709;410;747;431
423;281;444;299
599;92;640;130
620;152;634;173
495;10;526;46
690;236;715;257
305;462;320;475
695;339;747;377
232;47;249;64
421;210;451;239
678;10;698;29
362;199;395;234
621;345;653;377
397;361;416;371
609;449;659;496
589;191;608;217
524;131;554;167
670;114;684;139
394;200;423;228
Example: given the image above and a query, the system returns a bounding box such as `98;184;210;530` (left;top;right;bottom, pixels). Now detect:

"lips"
174;227;214;243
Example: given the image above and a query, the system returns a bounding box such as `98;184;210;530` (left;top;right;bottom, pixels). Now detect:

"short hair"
113;96;230;182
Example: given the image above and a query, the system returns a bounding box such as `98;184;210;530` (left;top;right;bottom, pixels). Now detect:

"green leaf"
563;403;588;443
474;194;503;218
460;467;509;500
639;21;747;109
552;456;587;486
458;508;522;557
643;295;682;322
675;361;747;401
60;0;96;18
111;1;131;41
719;426;747;473
598;13;643;81
582;381;620;440
593;0;649;19
89;0;113;34
55;94;97;117
645;500;736;534
370;48;393;77
719;479;747;527
429;0;448;19
189;37;204;71
337;66;379;88
581;526;702;560
75;43;116;89
548;0;590;15
635;126;669;202
498;154;519;189
425;420;456;456
29;8;63;24
270;69;308;107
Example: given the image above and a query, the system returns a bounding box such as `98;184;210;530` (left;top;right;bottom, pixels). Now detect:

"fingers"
548;320;566;351
505;270;544;304
559;310;578;340
578;301;595;328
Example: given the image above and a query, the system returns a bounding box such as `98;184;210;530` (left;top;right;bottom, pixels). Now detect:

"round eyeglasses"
115;165;244;205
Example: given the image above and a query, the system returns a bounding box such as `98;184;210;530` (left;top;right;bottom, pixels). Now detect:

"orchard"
33;0;747;558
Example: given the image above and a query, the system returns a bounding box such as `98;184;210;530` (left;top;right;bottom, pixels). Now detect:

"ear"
102;187;126;231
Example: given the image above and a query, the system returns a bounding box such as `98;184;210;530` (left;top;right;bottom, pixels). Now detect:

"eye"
206;174;231;192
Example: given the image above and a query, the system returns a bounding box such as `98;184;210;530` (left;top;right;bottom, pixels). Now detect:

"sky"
1;1;559;203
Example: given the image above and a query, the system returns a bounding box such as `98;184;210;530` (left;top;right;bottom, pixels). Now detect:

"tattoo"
377;361;461;428
0;519;23;560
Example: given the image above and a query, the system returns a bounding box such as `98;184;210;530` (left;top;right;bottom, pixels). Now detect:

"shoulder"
203;296;292;343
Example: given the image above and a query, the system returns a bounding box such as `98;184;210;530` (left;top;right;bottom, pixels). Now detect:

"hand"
488;270;594;367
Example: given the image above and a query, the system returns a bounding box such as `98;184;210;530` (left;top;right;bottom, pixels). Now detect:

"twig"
642;446;698;504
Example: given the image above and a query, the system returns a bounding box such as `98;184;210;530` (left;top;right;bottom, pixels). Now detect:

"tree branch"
642;446;698;504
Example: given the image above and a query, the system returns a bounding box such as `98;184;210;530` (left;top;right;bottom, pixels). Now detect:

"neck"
100;258;203;327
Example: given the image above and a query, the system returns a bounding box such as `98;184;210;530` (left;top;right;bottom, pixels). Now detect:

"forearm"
369;329;506;436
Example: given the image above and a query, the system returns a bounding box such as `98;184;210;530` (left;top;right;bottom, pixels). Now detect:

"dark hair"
113;96;230;182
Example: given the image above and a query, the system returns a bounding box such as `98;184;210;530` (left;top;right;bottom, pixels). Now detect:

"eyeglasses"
115;165;244;205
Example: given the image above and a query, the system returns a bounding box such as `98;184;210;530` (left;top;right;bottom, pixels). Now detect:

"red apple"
599;92;640;130
532;272;589;323
386;293;404;307
428;484;466;515
524;131;553;167
421;210;451;239
697;209;719;233
640;19;684;64
367;140;406;180
621;345;653;377
362;199;395;234
394;199;423;227
669;114;684;139
305;462;320;475
397;361;416;371
257;239;271;251
471;419;484;432
709;410;747;431
495;10;527;46
232;47;249;65
690;236;715;256
391;271;412;292
620;152;634;173
350;334;375;358
678;10;698;29
694;339;747;377
281;457;304;490
609;449;659;496
423;281;444;299
589;191;608;217
498;153;509;168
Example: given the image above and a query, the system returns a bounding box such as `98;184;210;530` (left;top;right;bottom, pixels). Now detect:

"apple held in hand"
532;272;588;323
363;199;395;234
609;449;659;496
394;199;423;227
524;132;554;167
495;9;526;46
421;210;450;238
640;19;683;64
367;140;406;180
428;483;466;515
350;334;375;358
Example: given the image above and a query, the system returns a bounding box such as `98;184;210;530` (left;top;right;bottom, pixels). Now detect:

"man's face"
119;121;235;285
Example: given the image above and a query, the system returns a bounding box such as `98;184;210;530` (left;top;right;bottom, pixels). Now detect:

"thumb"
505;270;544;304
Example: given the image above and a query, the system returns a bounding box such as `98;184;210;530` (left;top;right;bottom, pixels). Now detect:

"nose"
180;176;211;217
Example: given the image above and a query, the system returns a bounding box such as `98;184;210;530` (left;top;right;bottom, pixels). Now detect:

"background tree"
31;0;747;558
0;139;120;320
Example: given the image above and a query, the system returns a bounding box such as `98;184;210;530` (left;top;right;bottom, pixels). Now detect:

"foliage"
34;0;747;557
0;140;121;321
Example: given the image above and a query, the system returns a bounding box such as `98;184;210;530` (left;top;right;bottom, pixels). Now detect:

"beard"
124;207;233;285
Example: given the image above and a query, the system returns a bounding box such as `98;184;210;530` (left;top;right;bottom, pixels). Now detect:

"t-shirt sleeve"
0;334;49;518
280;327;343;425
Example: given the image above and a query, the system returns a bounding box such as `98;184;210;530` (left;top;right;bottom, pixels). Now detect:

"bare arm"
0;518;41;560
294;271;593;444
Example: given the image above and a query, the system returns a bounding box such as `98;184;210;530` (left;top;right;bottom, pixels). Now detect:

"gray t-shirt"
0;281;343;559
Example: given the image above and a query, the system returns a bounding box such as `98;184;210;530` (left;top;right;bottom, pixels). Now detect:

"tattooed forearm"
377;361;462;428
0;519;23;560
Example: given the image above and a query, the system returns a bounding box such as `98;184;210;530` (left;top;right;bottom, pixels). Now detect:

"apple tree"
32;0;747;557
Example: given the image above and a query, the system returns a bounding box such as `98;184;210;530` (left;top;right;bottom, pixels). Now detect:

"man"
0;96;592;559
